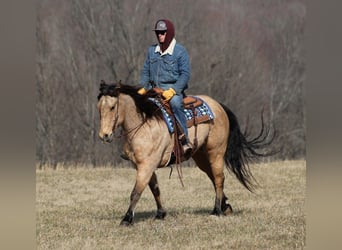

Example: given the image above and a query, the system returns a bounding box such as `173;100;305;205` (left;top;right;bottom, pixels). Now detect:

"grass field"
36;160;305;249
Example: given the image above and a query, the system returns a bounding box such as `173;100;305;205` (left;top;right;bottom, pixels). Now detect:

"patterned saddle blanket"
149;96;215;133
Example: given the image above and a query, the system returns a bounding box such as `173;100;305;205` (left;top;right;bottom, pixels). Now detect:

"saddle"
183;96;203;108
183;96;212;128
147;88;215;172
149;88;212;128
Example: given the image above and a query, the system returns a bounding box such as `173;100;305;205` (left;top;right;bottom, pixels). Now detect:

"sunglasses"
155;30;166;35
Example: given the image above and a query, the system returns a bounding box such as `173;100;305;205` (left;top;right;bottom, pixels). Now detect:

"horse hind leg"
192;149;233;216
221;194;233;215
209;154;233;216
148;172;167;220
211;163;226;216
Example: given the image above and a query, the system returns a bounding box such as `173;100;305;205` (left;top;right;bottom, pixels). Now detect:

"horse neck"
119;94;144;132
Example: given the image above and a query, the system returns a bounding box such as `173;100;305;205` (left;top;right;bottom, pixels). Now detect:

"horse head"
97;80;121;143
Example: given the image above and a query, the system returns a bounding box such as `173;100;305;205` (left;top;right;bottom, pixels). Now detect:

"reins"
152;92;185;187
112;92;147;139
170;114;185;187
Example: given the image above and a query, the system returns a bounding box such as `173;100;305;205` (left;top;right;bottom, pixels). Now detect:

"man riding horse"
138;19;193;156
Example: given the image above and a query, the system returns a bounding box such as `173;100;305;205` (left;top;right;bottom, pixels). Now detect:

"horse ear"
111;80;122;97
100;80;107;88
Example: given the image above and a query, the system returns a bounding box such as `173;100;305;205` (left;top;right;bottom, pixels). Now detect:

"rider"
138;19;192;155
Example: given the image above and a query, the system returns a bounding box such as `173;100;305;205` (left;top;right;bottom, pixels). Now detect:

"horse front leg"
149;172;166;220
120;166;154;226
120;184;140;226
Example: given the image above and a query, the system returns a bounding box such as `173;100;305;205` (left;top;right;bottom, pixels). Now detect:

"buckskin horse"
97;80;272;226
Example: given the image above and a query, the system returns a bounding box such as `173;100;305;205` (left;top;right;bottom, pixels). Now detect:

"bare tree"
36;0;306;166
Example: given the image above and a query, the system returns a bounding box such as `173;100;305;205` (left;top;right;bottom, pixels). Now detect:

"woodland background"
36;0;306;167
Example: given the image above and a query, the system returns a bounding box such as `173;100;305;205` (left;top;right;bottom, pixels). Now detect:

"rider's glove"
162;88;176;102
137;88;147;95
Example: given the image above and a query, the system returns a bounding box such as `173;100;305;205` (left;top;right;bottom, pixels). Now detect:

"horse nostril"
99;132;113;143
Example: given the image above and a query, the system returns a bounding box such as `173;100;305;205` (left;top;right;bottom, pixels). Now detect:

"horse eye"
110;106;115;111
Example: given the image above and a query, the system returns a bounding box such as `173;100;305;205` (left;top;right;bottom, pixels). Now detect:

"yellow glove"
137;88;146;95
162;88;176;101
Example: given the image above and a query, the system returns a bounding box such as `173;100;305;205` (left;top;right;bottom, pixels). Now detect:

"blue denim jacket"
140;41;190;95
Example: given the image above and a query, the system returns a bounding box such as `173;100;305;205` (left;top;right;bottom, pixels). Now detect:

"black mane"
97;80;163;120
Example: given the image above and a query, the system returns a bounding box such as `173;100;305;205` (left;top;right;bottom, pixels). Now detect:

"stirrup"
182;143;193;158
178;133;186;141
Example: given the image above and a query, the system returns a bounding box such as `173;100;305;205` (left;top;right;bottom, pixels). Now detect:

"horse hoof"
210;211;224;217
120;211;134;226
155;209;167;220
223;203;233;215
120;220;133;226
210;208;224;216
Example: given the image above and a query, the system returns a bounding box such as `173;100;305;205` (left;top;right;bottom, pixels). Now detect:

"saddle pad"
149;96;215;133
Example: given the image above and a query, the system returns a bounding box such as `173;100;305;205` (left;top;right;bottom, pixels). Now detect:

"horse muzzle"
99;132;114;143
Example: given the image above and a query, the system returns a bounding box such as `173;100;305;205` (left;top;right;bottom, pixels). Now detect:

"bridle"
111;92;146;139
111;92;120;136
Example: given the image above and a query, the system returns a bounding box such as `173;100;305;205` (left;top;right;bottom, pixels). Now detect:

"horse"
97;81;272;226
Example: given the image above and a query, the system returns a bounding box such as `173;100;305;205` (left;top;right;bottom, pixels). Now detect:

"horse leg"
148;172;167;220
210;152;235;215
192;149;233;215
210;157;226;216
120;166;155;226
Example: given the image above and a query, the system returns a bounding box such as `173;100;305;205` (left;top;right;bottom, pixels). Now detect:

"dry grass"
36;160;305;249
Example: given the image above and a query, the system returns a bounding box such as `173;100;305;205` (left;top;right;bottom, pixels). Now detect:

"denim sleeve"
173;47;190;94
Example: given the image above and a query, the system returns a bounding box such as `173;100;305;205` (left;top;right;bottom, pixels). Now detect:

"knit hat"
154;19;175;53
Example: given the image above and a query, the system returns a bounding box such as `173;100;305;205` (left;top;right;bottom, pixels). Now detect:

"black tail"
220;103;274;192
